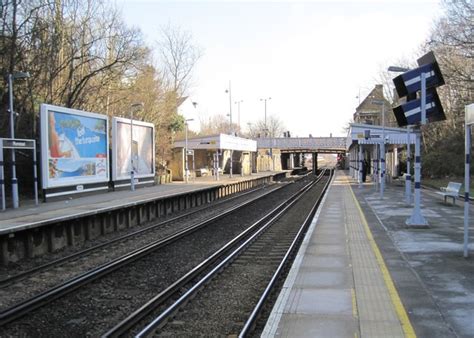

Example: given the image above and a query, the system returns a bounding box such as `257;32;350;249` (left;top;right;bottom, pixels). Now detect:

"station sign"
1;138;35;149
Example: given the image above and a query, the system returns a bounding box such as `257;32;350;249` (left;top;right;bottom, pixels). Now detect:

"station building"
171;134;258;180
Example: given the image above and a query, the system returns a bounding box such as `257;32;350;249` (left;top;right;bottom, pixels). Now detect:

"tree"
156;24;202;97
246;115;286;138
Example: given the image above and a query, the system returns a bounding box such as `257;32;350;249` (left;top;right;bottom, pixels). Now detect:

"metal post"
380;101;385;198
33;144;38;206
8;74;19;208
373;144;379;191
228;81;233;178
406;130;428;226
185;121;189;183
264;99;267;132
464;123;471;258
0;140;5;211
405;126;412;204
130;110;135;191
380;140;385;198
421;72;426;125
229;150;233;179
359;145;363;186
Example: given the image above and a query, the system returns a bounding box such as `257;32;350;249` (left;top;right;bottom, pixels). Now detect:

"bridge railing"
256;137;346;150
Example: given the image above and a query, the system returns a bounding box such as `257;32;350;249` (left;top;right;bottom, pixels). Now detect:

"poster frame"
40;104;110;190
111;116;155;182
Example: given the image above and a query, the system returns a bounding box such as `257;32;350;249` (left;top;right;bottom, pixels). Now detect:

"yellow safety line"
351;287;358;319
348;182;417;338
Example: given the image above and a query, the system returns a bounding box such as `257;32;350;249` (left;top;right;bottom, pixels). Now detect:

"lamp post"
235;100;243;131
371;98;386;198
389;66;412;204
129;103;143;191
184;118;194;183
260;97;271;136
7;71;30;208
225;81;233;178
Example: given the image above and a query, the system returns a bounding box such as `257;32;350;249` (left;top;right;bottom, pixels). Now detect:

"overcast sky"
117;0;442;137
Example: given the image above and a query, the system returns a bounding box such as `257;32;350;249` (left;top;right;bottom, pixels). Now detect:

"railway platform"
263;171;473;338
0;171;287;264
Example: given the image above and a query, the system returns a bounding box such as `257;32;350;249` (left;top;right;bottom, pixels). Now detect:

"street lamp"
184;118;194;183
225;81;233;134
225;81;233;178
234;100;243;131
260;97;271;136
7;71;30;208
371;98;386;198
389;65;412;205
129;102;143;191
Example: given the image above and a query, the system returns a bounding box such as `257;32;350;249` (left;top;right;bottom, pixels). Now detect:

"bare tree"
156;24;202;97
246;115;286;138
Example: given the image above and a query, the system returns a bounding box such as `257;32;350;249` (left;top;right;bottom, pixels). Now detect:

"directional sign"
393;62;444;98
393;89;445;127
392;51;446;127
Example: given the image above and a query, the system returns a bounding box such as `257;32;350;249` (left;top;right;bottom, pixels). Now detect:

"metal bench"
436;182;462;204
195;168;209;177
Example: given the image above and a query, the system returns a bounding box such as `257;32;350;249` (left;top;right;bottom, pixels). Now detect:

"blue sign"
393;89;445;126
393;62;444;98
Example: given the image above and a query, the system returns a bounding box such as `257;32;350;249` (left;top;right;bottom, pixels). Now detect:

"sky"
117;0;443;137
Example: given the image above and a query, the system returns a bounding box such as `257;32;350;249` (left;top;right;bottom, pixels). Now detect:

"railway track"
126;170;330;337
0;172;320;336
0;183;287;310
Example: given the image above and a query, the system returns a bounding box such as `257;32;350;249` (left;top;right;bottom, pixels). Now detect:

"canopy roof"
174;134;257;152
347;123;417;149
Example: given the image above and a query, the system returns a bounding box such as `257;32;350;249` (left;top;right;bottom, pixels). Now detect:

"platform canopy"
174;133;257;152
347;123;417;149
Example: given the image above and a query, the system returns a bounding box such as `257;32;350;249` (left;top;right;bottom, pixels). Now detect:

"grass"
423;177;474;195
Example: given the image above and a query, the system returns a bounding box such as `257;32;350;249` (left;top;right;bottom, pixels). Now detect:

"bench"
195;168;209;177
436;182;462;205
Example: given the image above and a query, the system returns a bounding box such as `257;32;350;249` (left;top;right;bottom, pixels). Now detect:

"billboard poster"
40;104;109;189
112;117;155;181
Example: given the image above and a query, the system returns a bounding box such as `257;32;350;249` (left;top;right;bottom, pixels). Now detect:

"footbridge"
255;137;347;172
256;137;347;153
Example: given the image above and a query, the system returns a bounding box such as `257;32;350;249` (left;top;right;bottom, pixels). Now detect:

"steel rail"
239;169;333;337
0;185;271;288
102;170;325;337
0;183;289;326
134;170;327;337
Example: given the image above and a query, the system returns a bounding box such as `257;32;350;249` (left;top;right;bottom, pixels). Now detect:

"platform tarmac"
0;171;280;235
263;171;473;338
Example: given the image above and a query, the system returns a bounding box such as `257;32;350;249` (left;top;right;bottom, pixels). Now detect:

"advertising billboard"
40;104;109;189
112;117;155;181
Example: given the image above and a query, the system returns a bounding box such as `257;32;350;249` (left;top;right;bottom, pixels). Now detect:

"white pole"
405;126;412;204
380;102;385;198
185;121;189;183
358;145;363;187
130;110;135;191
464;122;471;258
406;130;428;226
8;74;19;208
0;140;5;210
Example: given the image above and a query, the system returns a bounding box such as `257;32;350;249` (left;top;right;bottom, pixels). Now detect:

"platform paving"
263;171;473;338
0;171;278;235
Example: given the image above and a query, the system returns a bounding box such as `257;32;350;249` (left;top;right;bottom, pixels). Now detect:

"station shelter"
172;134;257;181
347;123;416;183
